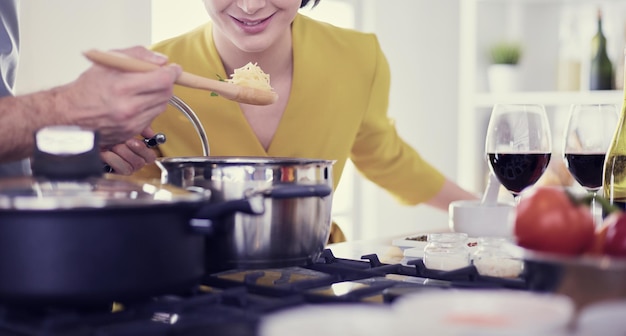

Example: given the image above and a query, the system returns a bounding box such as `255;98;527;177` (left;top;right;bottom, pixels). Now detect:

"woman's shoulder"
294;14;380;52
150;23;210;56
294;14;385;79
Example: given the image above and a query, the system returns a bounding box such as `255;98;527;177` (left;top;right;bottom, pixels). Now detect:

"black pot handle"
194;196;264;219
260;184;332;199
189;196;264;235
188;184;331;235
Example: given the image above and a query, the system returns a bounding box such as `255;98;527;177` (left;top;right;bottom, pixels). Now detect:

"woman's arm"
425;178;480;211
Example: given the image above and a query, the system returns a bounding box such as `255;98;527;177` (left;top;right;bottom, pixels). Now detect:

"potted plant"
487;41;523;92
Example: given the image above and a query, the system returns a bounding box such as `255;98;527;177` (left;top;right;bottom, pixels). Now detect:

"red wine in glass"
485;104;552;200
563;104;618;224
563;153;605;191
487;152;552;196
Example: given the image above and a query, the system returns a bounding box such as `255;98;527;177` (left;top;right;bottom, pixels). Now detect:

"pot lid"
158;156;335;166
0;174;207;210
0;125;208;210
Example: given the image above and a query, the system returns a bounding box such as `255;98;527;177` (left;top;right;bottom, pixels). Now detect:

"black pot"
0;126;266;308
0;204;203;307
0;175;264;308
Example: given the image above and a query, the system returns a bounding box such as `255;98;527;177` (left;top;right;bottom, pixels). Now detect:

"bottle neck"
593;20;608;60
596;8;605;35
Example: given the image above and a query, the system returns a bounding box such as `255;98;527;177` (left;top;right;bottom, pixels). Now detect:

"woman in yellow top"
146;0;477;242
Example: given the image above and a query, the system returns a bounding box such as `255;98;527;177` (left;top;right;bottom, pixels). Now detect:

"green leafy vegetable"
209;74;228;97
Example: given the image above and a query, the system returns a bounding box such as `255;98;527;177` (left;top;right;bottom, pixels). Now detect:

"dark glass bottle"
590;9;614;91
616;26;626;90
603;53;626;209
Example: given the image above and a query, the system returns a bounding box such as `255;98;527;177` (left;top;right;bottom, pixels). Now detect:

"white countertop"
328;237;404;264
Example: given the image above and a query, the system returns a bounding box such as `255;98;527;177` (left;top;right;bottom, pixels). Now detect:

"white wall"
15;0;152;94
354;0;462;240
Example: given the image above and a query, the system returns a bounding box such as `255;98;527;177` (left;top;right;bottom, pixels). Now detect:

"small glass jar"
423;233;470;271
472;237;524;278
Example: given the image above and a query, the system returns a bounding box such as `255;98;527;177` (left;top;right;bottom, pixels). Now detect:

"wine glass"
485;104;553;200
563;103;618;224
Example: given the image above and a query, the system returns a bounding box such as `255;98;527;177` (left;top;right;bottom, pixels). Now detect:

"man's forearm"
0;87;66;162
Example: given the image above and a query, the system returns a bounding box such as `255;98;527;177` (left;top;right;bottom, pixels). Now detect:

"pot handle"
194;196;264;219
258;184;332;199
189;196;264;235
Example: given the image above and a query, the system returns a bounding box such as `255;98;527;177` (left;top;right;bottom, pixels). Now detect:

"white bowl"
393;289;574;336
575;300;626;335
259;304;394;336
392;234;429;249
449;200;515;238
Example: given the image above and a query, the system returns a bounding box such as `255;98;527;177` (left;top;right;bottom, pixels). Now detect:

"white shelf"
473;90;623;108
457;0;626;194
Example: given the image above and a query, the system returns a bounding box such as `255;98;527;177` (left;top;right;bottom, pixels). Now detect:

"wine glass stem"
512;193;521;205
589;191;601;228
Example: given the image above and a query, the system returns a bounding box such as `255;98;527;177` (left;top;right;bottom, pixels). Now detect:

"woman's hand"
101;128;159;175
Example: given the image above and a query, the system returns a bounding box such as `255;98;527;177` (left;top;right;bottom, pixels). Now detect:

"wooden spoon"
83;49;278;106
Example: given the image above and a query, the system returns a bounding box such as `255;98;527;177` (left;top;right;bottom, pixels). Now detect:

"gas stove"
0;249;538;336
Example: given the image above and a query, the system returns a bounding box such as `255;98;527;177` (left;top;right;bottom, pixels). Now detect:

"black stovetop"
0;249;545;336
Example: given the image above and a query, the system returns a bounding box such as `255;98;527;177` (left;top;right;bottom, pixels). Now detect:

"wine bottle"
589;9;614;91
603;53;626;209
616;25;626;90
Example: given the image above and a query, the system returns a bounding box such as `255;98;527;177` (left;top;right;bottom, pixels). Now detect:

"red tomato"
604;212;626;257
514;186;594;255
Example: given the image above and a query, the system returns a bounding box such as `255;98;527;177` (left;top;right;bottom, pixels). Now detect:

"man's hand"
59;46;182;146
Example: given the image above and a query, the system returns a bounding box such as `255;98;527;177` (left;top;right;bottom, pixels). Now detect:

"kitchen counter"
327;229;450;263
329;234;626;314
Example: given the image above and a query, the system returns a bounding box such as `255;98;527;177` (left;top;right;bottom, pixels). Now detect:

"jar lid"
427;232;469;243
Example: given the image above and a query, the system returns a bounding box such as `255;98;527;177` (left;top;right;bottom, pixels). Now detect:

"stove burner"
0;249;532;335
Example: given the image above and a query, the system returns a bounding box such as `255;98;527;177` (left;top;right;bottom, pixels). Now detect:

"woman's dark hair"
300;0;320;8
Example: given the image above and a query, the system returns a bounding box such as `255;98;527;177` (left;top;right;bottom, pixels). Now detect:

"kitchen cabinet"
458;0;626;193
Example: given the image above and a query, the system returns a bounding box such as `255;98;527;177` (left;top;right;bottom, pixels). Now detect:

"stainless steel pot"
160;97;335;271
157;156;334;272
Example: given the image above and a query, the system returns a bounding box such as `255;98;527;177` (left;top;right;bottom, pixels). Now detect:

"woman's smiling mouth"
231;14;274;33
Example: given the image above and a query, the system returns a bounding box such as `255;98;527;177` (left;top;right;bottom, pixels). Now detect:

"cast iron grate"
0;248;533;336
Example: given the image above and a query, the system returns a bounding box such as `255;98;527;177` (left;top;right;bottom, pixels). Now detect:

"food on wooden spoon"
227;62;275;93
82;49;278;106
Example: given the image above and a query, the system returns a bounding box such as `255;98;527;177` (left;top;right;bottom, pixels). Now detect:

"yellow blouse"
147;14;445;205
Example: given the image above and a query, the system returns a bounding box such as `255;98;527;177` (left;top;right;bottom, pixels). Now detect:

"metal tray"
514;245;626;270
511;245;626;310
